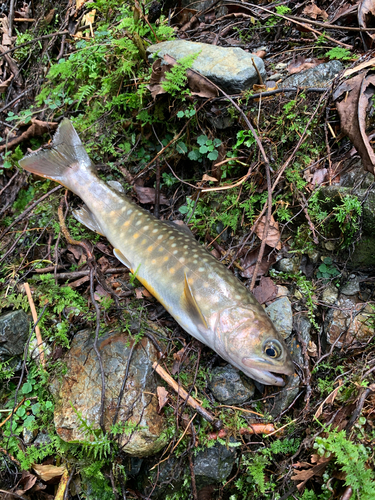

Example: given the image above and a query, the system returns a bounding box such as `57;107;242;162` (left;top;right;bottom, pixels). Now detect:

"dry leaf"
240;246;276;279
291;456;331;490
314;380;342;419
343;57;375;77
83;9;96;25
133;185;170;205
202;174;218;182
16;470;37;494
33;463;66;482
334;71;375;174
157;386;169;410
288;56;325;75
76;0;88;9
252;276;278;304
254;215;282;250
0;74;13;93
0;119;58;153
358;0;375;48
303;3;328;19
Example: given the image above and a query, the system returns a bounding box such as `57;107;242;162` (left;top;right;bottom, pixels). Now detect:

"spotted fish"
19;119;294;386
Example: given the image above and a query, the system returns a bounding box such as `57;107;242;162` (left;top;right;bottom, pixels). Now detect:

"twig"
188;452;198;500
0;30;70;59
285;14;375;32
23;283;45;368
8;0;16;38
154;157;160;219
152;362;217;424
112;340;137;427
0;185;62;242
0;398;25;429
207;423;276;440
0;85;36;114
345;384;375;434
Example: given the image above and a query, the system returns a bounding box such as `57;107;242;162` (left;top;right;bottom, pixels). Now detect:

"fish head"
216;305;294;386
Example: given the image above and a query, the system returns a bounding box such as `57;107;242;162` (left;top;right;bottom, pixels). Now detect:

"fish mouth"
242;356;294;386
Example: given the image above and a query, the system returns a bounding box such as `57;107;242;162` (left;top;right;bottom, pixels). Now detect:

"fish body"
19;119;294;386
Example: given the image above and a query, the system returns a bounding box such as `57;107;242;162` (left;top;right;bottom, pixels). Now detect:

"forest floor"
1;0;375;499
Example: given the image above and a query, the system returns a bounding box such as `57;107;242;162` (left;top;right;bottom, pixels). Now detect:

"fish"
19;119;294;386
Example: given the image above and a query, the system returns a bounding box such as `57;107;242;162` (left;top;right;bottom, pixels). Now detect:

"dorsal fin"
183;273;208;330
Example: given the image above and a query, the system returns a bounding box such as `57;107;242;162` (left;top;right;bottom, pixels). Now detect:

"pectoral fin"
114;248;132;269
73;206;104;235
183;274;208;330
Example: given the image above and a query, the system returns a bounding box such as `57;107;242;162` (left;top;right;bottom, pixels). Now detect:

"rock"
280;61;343;88
194;441;237;486
145;442;236;497
206;105;234;130
275;256;300;273
146;41;266;94
209;364;255;405
325;296;373;347
322;284;339;305
275;285;290;298
339;159;373;190
50;329;167;457
341;275;361;296
0;310;30;365
268;372;301;417
293;313;312;345
265;297;293;339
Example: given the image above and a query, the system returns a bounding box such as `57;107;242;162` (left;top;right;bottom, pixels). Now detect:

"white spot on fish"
235;295;241;300
127;209;133;215
198;267;205;272
153;229;158;233
173;250;178;255
121;206;127;212
171;243;176;248
169;236;175;240
157;235;163;240
143;226;149;231
136;220;142;226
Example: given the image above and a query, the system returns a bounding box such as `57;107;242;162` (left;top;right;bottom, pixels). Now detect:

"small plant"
188;135;222;162
177;106;196;119
314;428;375;499
316;257;340;281
161;52;200;98
325;47;353;61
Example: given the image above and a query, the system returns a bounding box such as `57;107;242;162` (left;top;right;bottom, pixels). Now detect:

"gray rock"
293;313;312;345
147;41;266;94
325;295;373;347
194;442;237;486
50;329;167;457
341;275;361;296
33;430;52;446
209;364;254;405
322;284;339;305
0;310;30;363
340;160;374;190
265;297;293;339
268;371;301;417
280;61;343;88
276;256;300;273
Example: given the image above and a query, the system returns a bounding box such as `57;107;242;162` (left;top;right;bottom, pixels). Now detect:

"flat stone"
147;40;266;94
280;61;343;88
325;296;374;347
267;372;301;417
50;329;167;457
265;297;293;339
209;364;255;405
275;256;301;273
0;310;30;362
341;275;361;296
194;442;237;486
322;284;339;305
293;313;312;345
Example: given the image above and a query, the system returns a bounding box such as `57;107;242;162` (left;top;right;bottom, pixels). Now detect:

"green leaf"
22;382;33;394
197;135;208;146
207;150;219;161
177;110;185;118
176;141;187;154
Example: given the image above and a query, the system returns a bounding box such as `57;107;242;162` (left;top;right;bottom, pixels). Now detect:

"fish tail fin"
19;119;95;189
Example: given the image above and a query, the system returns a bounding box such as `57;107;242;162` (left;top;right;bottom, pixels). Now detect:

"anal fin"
73;206;103;235
183;273;208;330
114;248;132;270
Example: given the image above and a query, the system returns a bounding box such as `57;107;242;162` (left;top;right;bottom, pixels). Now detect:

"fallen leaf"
254;215;282;250
94;285;111;301
291;456;331;490
358;0;375;49
0;74;13;93
343;57;375;77
240;246;276;279
0;119;58;153
314;380;342;419
334;71;375;174
307;340;318;357
252;276;278;304
32;463;66;482
157;386;169;411
303;3;328;19
288;56;325;74
202;174;218;182
16;470;37;494
76;0;88;9
133;185;170;205
331;3;359;24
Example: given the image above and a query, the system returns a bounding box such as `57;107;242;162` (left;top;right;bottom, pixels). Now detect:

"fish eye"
263;341;282;359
